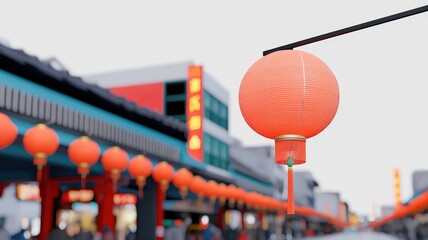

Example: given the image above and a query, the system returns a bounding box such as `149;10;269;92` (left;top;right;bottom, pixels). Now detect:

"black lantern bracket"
263;5;428;56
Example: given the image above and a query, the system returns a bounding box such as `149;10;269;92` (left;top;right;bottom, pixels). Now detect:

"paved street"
298;232;399;240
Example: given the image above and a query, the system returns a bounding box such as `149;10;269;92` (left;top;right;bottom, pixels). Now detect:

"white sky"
1;1;428;216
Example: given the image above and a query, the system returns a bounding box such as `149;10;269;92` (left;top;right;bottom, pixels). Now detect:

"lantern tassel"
229;199;236;208
197;193;203;206
138;186;144;199
287;166;295;214
113;182;117;193
111;172;120;193
80;173;87;189
209;197;216;207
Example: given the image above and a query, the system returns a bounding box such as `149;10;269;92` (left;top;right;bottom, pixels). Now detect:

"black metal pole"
263;5;428;56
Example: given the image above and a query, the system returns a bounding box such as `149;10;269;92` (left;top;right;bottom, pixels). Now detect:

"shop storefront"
0;183;41;237
0;42;283;240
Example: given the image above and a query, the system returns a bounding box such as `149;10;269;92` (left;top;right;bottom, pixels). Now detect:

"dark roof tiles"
0;43;187;140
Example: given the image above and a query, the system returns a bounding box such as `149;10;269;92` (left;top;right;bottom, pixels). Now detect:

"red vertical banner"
156;185;166;240
187;65;204;162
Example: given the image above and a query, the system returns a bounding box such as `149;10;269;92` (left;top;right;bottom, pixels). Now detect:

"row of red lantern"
294;206;349;229
0;113;251;206
0;115;60;181
0;113;152;191
170;168;286;212
146;161;348;228
370;191;428;229
169;167;348;228
0;113;347;227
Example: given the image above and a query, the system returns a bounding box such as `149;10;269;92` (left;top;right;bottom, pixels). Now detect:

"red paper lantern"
68;136;101;188
235;188;246;208
216;183;227;206
173;168;193;199
101;146;129;191
204;180;219;205
254;194;264;209
128;155;153;198
0;113;18;149
244;192;257;209
239;50;340;214
260;195;268;210
189;176;207;201
225;184;238;207
273;199;281;211
23;124;59;181
152;161;175;192
405;191;428;215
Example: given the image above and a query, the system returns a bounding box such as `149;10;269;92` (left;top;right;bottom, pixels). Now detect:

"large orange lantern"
189;176;207;201
23;124;59;182
173;168;194;199
0;113;18;149
68;136;101;188
129;155;153;198
239;50;340;214
101;146;129;191
152;161;175;192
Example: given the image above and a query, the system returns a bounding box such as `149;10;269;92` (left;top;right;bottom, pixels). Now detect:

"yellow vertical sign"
187;66;204;161
394;168;401;207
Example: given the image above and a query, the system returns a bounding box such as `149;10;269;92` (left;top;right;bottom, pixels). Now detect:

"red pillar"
240;209;246;230
156;185;165;240
0;183;9;197
258;211;264;230
95;174;115;233
217;206;225;230
39;167;59;240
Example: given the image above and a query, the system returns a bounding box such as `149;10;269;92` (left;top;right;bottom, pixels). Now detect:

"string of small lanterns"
0;112;348;228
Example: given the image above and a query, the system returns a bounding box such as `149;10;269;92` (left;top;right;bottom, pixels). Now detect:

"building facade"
0;43;289;240
86;62;283;196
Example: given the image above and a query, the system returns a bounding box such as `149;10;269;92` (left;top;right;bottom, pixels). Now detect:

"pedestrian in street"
0;217;11;240
238;230;249;240
48;227;69;240
101;226;114;240
11;229;26;240
75;229;93;240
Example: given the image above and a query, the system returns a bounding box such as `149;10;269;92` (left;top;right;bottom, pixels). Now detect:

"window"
219;104;228;129
204;92;211;120
212;138;219;166
166;81;186;95
203;133;229;170
165;81;186;122
212;98;219;124
204;134;211;164
203;91;228;130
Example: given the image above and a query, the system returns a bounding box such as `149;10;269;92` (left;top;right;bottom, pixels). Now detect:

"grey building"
294;171;319;208
412;170;428;195
315;192;341;218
